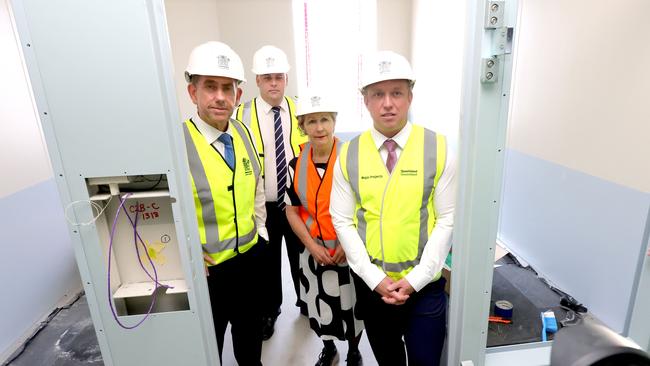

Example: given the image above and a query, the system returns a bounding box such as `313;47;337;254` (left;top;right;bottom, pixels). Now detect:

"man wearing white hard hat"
183;41;267;365
331;51;457;366
236;45;308;340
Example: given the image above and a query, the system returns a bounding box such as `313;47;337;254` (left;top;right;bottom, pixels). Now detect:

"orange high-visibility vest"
293;138;342;249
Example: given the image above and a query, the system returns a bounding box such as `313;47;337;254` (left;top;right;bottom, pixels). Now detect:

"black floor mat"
488;263;567;347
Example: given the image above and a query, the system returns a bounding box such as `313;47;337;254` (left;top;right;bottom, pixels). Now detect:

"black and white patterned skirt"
298;247;364;340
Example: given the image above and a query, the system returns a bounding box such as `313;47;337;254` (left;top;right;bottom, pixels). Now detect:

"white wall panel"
164;0;220;122
500;0;650;336
216;0;297;101
0;2;80;360
410;0;465;148
508;0;650;192
378;0;412;59
0;0;52;198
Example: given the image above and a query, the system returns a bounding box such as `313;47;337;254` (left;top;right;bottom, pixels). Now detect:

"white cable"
64;195;113;226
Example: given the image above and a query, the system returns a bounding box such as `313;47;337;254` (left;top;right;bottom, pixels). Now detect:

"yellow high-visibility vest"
236;96;307;175
183;118;261;266
339;125;447;280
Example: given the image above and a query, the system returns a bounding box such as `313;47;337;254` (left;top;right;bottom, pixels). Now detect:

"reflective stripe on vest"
294;139;342;249
340;125;446;280
183;118;261;266
236;96;307;175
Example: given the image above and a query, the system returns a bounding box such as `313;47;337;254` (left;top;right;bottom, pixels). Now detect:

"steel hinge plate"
485;0;504;28
491;26;514;55
481;56;499;83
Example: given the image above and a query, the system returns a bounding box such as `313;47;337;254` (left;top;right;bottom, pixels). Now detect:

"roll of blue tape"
494;300;514;319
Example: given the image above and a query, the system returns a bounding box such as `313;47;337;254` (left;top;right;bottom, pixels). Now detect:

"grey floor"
6;295;101;366
7;244;378;366
488;257;564;347
7;249;571;365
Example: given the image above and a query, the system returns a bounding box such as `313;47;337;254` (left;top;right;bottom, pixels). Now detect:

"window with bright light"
292;0;377;134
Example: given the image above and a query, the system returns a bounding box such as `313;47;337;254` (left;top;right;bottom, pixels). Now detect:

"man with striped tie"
236;45;308;340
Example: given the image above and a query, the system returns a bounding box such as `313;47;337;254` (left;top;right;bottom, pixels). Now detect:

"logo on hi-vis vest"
361;174;383;180
400;169;418;176
242;158;253;175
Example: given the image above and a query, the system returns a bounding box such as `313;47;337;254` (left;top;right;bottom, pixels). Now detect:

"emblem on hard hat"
217;55;230;70
378;61;391;74
310;96;321;107
265;57;275;68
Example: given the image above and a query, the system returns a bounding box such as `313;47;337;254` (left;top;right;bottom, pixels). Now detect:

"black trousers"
352;272;447;366
207;243;264;366
262;202;305;318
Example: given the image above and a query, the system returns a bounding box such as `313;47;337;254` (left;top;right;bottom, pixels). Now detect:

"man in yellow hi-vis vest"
330;51;457;366
183;41;267;366
236;45;308;340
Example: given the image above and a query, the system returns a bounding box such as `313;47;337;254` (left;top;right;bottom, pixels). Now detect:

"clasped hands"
375;276;414;305
307;242;346;266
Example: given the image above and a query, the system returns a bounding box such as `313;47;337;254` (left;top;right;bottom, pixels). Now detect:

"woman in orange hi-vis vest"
285;90;364;366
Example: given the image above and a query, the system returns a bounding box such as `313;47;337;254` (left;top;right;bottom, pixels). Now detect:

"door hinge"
481;56;499;83
484;0;504;28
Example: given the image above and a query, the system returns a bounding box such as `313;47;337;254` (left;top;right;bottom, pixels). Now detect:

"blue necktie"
272;106;287;210
217;133;235;170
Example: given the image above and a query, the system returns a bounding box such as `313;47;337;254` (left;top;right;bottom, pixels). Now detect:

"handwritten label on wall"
128;201;161;221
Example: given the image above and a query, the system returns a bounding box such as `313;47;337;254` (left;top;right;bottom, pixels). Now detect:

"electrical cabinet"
11;1;219;365
84;175;189;317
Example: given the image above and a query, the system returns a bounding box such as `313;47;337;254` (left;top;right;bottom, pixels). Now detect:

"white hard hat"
360;50;415;89
296;89;337;117
251;45;291;75
185;41;246;84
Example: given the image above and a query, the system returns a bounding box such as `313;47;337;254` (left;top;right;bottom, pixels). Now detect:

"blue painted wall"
498;149;650;334
0;179;80;359
1;2;81;360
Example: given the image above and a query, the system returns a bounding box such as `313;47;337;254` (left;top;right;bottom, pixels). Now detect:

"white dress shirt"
254;97;297;202
192;115;269;241
330;122;456;292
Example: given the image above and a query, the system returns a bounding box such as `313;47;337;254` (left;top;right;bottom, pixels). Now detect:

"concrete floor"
7;244;379;366
6;249;567;365
6;296;101;366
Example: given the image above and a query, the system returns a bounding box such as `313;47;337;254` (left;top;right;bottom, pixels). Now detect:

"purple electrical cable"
119;202;171;290
131;202;160;285
107;193;160;329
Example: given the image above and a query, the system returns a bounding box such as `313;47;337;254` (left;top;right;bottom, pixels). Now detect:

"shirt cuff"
257;227;269;242
364;265;389;291
404;265;433;292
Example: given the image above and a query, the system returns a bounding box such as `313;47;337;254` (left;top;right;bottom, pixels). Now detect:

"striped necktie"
272;106;287;210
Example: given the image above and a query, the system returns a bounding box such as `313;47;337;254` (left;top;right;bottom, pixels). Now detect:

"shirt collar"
370;122;412;151
257;96;288;115
191;113;231;145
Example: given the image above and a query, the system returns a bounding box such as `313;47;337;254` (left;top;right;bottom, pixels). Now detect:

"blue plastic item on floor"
541;310;558;341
